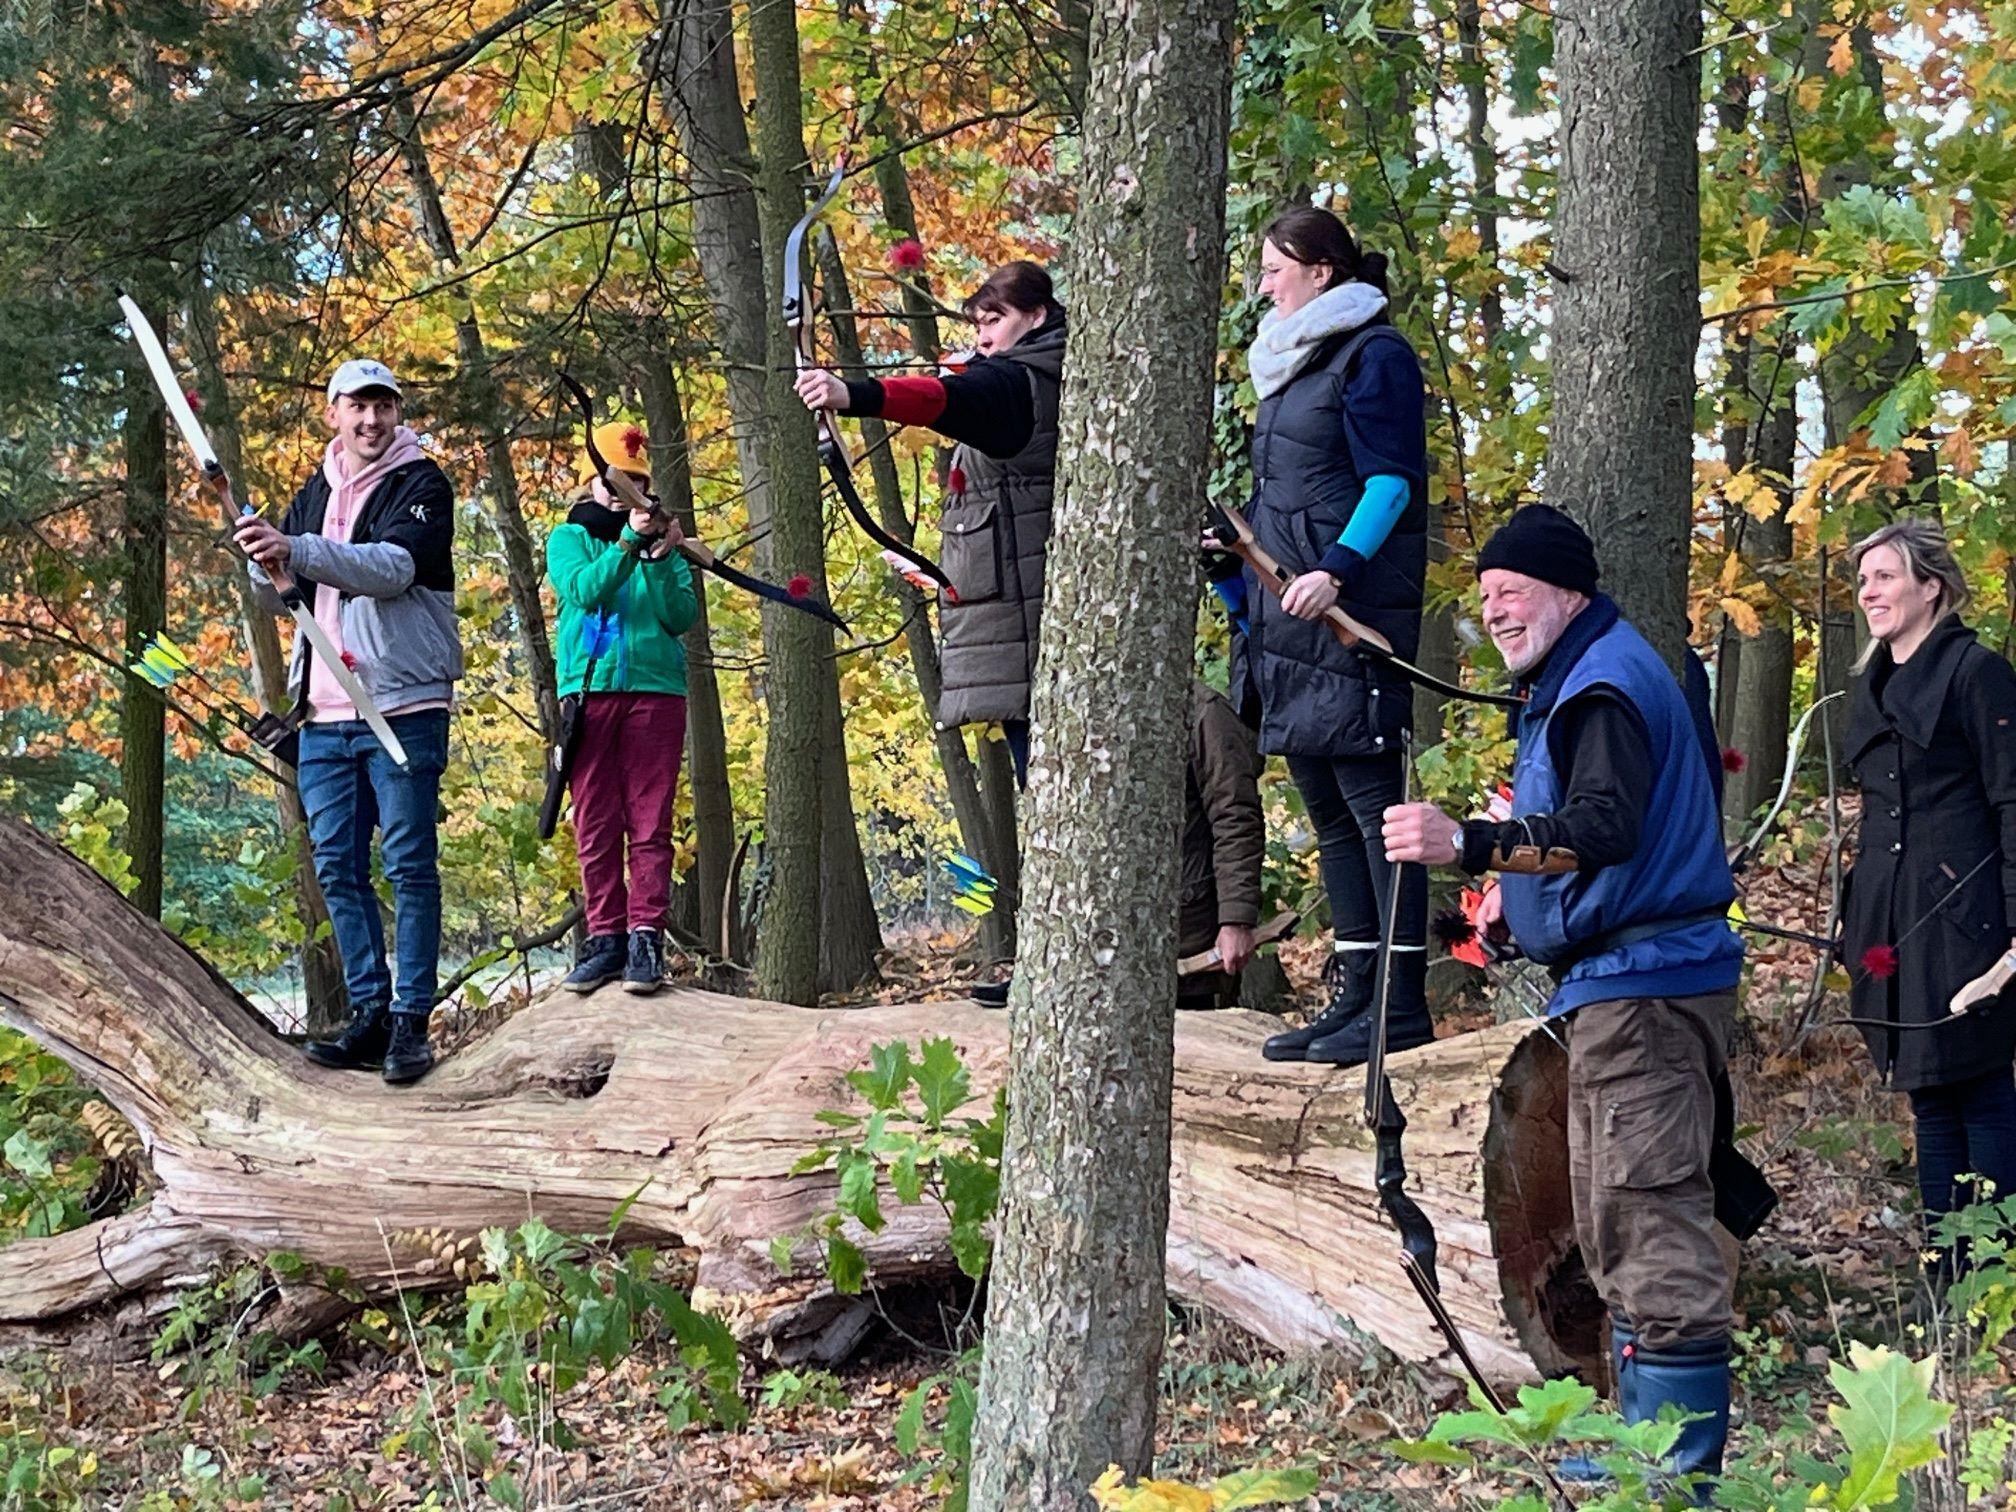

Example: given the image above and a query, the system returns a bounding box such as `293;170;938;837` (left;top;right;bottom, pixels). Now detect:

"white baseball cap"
326;358;402;403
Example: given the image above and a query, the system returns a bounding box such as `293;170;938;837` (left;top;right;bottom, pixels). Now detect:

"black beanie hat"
1476;504;1600;596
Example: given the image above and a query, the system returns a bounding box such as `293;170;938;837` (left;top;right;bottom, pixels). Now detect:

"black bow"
557;372;847;631
1362;732;1514;1414
782;158;957;601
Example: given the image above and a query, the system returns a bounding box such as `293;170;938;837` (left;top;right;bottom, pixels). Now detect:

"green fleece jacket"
546;523;699;697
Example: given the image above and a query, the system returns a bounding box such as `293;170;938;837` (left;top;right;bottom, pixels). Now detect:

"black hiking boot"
382;1012;435;1085
303;998;390;1070
1305;951;1435;1067
970;979;1011;1009
623;928;666;995
1261;950;1375;1061
563;934;626;994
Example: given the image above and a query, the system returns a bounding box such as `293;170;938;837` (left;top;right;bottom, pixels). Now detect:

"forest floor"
1;837;1998;1510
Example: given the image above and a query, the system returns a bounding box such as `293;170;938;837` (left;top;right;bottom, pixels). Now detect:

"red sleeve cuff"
876;375;949;428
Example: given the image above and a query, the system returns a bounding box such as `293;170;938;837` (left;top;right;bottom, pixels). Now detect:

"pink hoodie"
307;427;426;722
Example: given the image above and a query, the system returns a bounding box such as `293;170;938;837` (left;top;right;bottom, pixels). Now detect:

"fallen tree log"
0;813;1601;1385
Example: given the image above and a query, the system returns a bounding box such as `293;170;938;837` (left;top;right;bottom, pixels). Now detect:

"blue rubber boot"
1625;1334;1731;1504
1558;1322;1636;1482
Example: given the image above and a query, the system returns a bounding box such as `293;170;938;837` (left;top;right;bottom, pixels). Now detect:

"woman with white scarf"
1224;206;1434;1068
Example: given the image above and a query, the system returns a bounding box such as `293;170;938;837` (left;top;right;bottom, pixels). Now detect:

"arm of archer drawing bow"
800;363;1038;459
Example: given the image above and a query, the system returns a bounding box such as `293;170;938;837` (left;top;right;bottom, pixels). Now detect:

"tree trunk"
817;674;884;993
1547;0;1702;671
1721;334;1799;827
185;288;346;1033
1457;0;1504;347
737;0;847;1006
658;0;877;1004
0;811;1602;1394
966;0;1236;1501
813;229;1015;962
635;355;738;966
119;300;168;921
392;96;560;745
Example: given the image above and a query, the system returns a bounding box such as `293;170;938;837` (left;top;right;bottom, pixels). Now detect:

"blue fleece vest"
1500;610;1744;1015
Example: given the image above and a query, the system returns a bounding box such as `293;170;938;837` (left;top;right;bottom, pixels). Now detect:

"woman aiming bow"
796;260;1065;1007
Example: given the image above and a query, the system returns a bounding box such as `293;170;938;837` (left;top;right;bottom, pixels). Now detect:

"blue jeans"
296;710;450;1018
1909;1066;2016;1238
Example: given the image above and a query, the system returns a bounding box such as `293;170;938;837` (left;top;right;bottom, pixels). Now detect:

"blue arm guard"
1317;473;1409;588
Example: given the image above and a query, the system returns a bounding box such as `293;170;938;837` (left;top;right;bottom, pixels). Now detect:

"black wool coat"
1842;615;2016;1091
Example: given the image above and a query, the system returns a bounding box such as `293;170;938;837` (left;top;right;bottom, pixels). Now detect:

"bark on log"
0;814;1600;1386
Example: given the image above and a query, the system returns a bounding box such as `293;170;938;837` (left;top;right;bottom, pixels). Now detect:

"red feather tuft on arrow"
888;238;926;272
1860;943;1898;979
787;574;813;599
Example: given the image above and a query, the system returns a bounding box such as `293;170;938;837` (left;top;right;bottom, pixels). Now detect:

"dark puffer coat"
1228;321;1428;757
936;318;1066;728
1842;614;2016;1091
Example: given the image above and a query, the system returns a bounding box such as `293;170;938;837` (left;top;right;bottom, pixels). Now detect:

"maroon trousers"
570;693;688;935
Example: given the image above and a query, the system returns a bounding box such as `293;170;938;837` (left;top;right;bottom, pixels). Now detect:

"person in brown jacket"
1180;681;1265;1007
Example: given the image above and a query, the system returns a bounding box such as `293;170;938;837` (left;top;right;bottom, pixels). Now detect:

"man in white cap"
234;360;462;1085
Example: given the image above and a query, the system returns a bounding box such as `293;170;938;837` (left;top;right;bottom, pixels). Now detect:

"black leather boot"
382;1012;435;1085
303;998;390;1070
1305;950;1434;1066
1262;949;1376;1061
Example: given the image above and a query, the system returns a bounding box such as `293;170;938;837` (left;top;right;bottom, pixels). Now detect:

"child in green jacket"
546;422;698;994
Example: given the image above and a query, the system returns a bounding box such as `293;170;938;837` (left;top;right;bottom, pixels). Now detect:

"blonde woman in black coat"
1841;517;2016;1284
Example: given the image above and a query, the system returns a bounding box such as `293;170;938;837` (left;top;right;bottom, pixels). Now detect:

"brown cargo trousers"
1565;991;1737;1351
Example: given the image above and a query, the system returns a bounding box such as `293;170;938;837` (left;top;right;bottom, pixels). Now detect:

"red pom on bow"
888;238;926;272
787;574;813;599
948;466;967;495
622;425;646;459
1860;944;1899;980
184;389;204;413
1434;886;1496;970
1721;747;1747;774
340;651;358;671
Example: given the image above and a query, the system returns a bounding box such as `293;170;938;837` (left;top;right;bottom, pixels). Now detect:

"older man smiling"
1380;504;1744;1497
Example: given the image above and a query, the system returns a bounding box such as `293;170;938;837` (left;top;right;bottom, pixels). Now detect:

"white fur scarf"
1246;281;1389;401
